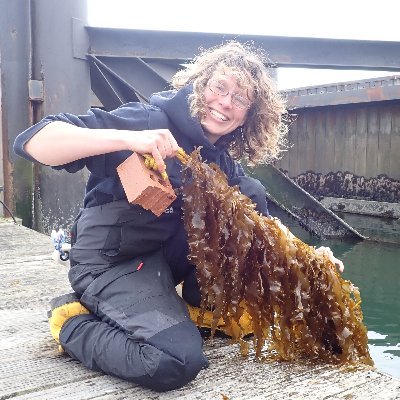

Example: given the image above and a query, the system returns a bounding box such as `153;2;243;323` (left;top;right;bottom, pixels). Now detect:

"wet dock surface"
1;220;399;400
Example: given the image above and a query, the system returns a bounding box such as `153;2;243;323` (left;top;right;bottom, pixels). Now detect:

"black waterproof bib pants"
59;200;208;392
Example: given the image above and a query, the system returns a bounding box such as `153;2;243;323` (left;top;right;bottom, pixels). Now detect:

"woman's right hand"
125;129;180;174
24;121;179;169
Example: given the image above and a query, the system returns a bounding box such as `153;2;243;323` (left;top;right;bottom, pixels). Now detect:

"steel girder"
85;28;400;111
87;28;400;70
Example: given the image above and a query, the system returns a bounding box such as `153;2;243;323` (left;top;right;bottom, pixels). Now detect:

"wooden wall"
278;100;400;181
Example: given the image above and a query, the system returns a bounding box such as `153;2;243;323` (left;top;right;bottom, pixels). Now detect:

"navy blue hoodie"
14;84;269;215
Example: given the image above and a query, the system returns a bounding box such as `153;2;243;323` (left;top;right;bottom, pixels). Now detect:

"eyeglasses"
208;79;252;110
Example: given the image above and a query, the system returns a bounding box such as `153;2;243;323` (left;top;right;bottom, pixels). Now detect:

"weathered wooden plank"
304;108;316;172
354;106;368;177
285;101;399;184
378;104;392;176
322;109;337;174
334;106;346;173
276;112;292;172
276;147;289;173
366;106;379;178
342;107;357;174
287;112;300;177
313;108;324;174
1;221;400;400
388;103;400;180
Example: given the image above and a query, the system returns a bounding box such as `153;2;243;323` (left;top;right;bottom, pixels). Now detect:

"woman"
14;41;290;391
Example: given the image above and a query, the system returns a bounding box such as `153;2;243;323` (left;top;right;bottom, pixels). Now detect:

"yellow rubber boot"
186;303;253;339
48;293;90;348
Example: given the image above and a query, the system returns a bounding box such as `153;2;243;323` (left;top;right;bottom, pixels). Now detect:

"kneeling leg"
61;252;208;392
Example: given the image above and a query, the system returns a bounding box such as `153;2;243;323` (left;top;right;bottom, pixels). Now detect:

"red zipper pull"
137;262;144;271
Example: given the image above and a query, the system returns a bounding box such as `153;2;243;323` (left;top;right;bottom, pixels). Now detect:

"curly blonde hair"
171;40;289;165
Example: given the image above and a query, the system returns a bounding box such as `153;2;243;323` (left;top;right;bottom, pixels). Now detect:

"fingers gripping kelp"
181;149;373;367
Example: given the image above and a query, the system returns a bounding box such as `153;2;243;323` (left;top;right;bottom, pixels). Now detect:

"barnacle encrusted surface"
182;150;373;366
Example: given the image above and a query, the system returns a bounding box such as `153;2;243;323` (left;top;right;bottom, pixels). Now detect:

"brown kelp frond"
181;149;373;366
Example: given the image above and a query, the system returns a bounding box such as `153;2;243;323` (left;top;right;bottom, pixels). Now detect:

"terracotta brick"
117;153;176;217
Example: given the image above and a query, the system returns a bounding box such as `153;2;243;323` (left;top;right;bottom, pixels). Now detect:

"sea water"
290;226;400;379
323;238;400;378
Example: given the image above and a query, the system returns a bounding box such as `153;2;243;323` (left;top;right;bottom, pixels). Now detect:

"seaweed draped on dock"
181;150;373;366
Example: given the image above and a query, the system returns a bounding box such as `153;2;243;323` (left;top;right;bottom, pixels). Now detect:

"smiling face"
201;74;253;144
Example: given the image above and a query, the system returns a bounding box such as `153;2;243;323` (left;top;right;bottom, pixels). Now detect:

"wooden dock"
1;220;399;400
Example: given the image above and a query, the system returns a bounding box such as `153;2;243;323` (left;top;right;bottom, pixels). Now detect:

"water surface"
292;225;400;379
323;238;400;379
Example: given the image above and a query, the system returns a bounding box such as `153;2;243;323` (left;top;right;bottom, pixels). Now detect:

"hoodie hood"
150;84;230;162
